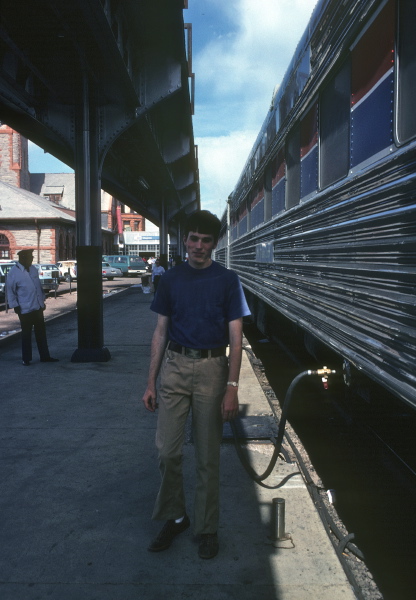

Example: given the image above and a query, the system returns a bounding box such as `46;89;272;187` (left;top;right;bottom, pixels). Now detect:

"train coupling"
307;366;336;390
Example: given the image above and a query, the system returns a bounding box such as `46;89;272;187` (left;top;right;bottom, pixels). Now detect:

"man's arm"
5;270;19;309
142;314;169;412
221;317;243;422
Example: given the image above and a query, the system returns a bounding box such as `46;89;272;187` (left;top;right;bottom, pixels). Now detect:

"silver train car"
215;0;416;409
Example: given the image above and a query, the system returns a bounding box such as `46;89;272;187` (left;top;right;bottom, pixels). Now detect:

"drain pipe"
35;219;41;263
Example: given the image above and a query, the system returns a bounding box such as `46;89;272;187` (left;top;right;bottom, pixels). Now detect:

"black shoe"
40;357;59;362
148;514;190;552
22;360;31;366
198;533;219;559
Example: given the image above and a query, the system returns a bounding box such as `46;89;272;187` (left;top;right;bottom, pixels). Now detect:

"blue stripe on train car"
350;73;394;168
301;145;318;199
272;179;285;216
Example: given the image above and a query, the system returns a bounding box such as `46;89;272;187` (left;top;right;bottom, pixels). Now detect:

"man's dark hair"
184;210;221;241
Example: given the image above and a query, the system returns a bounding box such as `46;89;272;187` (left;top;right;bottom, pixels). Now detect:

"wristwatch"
227;381;239;387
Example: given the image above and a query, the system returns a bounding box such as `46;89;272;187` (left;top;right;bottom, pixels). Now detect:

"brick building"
0;124;30;190
0;124;117;261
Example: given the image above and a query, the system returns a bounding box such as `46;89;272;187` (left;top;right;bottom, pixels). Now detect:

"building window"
0;234;10;258
44;194;62;204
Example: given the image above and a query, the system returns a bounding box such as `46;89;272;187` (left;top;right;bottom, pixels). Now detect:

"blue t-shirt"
150;260;250;349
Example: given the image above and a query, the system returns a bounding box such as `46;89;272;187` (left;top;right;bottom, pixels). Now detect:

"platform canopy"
0;0;199;231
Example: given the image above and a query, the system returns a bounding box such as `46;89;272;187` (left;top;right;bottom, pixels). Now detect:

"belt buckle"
186;347;201;359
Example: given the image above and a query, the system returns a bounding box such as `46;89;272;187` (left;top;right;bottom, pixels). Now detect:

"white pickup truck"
56;260;77;282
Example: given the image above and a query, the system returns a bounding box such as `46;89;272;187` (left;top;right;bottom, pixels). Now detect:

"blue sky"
29;0;317;219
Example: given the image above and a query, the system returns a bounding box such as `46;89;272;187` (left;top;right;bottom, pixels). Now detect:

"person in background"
6;249;59;366
151;259;165;294
142;210;250;559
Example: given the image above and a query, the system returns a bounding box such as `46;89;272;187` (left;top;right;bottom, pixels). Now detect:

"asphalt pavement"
0;284;358;600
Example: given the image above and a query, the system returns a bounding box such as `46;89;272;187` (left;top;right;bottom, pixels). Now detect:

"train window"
320;60;351;189
397;0;416;143
261;131;267;158
267;111;276;146
231;212;238;242
250;185;264;229
237;202;248;237
280;79;295;126
264;162;273;222
300;103;318;198
298;48;311;91
271;149;285;216
275;109;280;137
350;0;395;167
285;126;301;209
279;48;311;125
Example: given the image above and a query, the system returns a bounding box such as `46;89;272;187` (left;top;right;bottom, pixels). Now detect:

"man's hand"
221;386;239;422
142;386;158;412
13;306;21;315
142;314;168;413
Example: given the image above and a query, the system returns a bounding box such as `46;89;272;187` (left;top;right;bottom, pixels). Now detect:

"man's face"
183;230;217;269
19;253;33;269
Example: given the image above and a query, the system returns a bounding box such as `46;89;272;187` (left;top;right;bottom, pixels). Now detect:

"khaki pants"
152;348;229;535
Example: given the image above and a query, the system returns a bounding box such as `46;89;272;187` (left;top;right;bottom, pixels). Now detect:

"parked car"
102;255;147;277
56;260;77;282
102;262;121;280
0;261;16;299
33;263;60;293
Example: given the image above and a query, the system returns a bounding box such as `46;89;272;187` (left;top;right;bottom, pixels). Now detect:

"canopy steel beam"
0;0;199;361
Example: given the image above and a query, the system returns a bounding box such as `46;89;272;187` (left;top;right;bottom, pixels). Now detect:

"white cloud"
196;130;258;216
196;0;315;108
194;0;317;209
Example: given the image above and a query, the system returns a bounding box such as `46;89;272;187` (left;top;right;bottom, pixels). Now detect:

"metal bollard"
270;497;286;541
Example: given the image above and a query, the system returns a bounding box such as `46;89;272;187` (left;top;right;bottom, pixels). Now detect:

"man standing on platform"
151;258;165;294
142;210;250;559
6;249;59;366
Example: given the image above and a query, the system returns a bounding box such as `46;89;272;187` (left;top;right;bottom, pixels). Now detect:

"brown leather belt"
168;341;226;359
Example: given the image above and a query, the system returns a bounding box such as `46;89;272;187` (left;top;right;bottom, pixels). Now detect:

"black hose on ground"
231;359;366;573
230;369;325;489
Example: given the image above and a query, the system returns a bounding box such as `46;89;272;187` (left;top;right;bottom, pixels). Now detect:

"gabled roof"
30;173;76;210
0;180;75;222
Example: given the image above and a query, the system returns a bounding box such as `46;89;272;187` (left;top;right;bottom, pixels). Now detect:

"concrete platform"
0;286;358;599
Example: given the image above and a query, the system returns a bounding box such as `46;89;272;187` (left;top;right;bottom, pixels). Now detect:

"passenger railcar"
215;0;416;409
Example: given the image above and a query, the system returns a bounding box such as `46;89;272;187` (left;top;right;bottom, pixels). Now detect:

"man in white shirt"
6;249;59;366
151;259;165;294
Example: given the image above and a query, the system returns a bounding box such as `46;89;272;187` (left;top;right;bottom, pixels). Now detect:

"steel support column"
71;73;110;362
159;198;169;269
176;221;183;259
